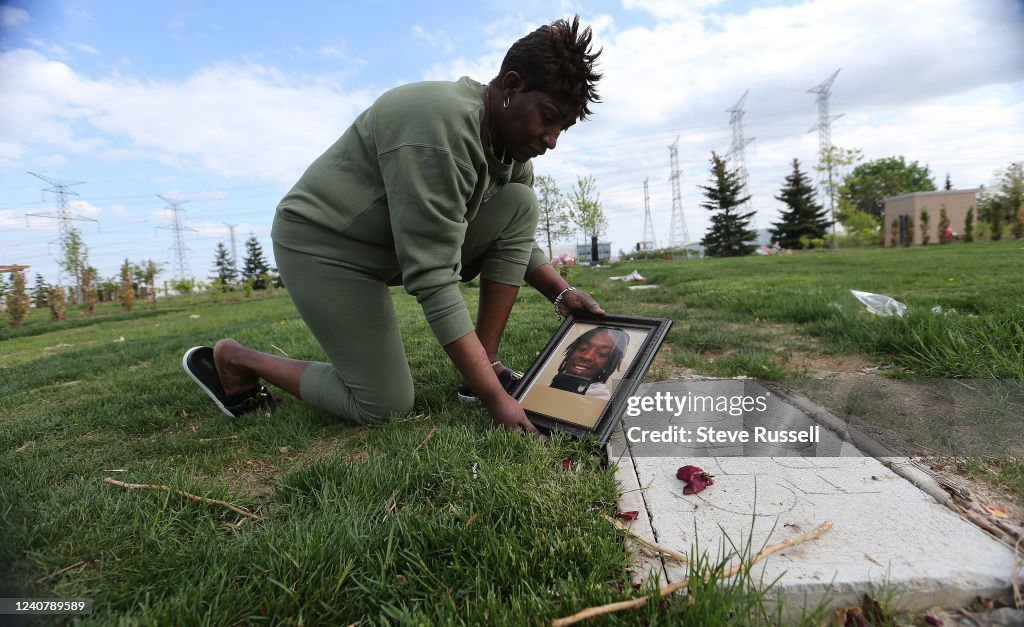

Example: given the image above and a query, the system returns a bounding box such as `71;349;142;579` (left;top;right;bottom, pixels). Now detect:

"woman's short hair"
557;327;630;384
494;15;602;121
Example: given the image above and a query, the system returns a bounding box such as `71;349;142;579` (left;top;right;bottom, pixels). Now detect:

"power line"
808;68;843;247
224;222;240;274
641;177;656;250
667;136;690;247
155;194;195;279
24;172;98;288
726;89;755;211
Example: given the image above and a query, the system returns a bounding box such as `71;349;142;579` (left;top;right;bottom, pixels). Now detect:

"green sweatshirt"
272;77;548;346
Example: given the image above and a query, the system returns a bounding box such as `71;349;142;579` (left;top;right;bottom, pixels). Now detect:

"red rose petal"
676;465;702;482
677;465;714;495
922;614;943;627
562;459;572;471
683;477;709;494
616;511;639;521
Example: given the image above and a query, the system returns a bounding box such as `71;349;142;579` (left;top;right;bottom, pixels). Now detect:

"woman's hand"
557;288;605;317
527;263;606;317
486;394;547;439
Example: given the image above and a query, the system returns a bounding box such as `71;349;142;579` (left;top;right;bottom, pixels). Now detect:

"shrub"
5;271;30;328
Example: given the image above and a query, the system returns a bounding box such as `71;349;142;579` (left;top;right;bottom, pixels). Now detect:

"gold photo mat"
520;323;652;428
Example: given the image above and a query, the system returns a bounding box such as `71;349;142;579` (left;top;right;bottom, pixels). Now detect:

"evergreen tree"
699;152;756;257
242;235;272;289
6;271;30;328
770;159;829;249
32;273;49;309
938;207;951;243
210;242;238;287
919;208;930;245
944;173;953;190
964;207;975;242
119;259;135;312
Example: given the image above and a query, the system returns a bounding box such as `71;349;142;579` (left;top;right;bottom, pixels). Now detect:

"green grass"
2;240;1021;622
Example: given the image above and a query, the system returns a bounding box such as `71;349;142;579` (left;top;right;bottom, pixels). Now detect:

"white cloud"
67;199;102;216
73;43;99;55
412;25;455;54
0;49;378;182
319;42;349;59
0;5;29;29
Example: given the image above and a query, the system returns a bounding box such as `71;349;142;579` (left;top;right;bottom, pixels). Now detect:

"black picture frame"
513;313;672;442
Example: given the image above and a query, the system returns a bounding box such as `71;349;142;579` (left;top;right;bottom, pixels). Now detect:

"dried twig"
103;477;258;519
414;426;437;452
1013;534;1023;610
270;344;290;357
552;520;834;626
35;559;89;584
198;435;239;443
603;515;688;564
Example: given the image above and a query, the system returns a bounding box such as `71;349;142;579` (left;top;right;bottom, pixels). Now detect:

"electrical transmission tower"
156;194;196;279
25;172;97;287
808;69;843;245
726;89;755;209
667;136;689;248
642;178;656;250
224;222;240;273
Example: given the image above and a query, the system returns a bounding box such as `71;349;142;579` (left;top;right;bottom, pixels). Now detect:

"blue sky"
2;0;1022;285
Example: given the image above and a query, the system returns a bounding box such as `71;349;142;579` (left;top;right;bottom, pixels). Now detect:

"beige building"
883;188;978;247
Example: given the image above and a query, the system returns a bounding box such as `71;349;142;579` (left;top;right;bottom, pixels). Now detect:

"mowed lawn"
1;240;1021;624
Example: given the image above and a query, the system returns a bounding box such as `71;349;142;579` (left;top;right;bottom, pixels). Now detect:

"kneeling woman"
184;16;604;436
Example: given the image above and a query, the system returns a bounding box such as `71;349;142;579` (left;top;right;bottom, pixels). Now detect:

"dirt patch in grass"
301;434;370;465
225;458;280;498
787;351;879;378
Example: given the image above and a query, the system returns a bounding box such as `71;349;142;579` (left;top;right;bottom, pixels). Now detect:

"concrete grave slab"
610;380;1021;612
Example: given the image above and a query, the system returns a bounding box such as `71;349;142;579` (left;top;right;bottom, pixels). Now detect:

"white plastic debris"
609;269;645;282
851;290;906;317
628;284;659;290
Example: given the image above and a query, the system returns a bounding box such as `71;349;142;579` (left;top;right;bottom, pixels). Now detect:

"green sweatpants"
272;182;539;424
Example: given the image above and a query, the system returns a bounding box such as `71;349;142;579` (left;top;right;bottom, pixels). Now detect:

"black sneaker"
182;346;278;418
457;367;523;403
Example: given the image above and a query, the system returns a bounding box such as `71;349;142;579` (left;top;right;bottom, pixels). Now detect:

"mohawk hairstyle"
494;15;603;121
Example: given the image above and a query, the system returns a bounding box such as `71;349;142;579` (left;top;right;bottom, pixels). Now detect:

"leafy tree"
58;226;89;303
839;156;936;219
978;163;1023;240
242;235;272;289
48;286;66;321
139;259;163;306
535;175;574;260
210;242;238;287
32;273;48;309
770;159;829;249
6;271;30;328
0;273;7;300
81;266;98;316
964;207;975;242
938;207;951;244
699;152;756;257
919;208;930;245
568;175;608;264
816;145;863;244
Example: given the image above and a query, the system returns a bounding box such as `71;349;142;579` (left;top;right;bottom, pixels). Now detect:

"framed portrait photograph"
513;313;672;442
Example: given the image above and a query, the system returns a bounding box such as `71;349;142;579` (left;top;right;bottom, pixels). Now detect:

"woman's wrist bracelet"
553;286;576;318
